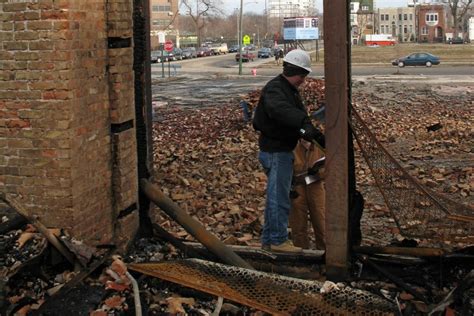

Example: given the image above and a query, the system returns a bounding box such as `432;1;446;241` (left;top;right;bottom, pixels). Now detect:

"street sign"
243;34;251;45
158;32;166;44
164;40;174;52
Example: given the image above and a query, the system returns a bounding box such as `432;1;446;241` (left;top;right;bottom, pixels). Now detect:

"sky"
223;0;410;14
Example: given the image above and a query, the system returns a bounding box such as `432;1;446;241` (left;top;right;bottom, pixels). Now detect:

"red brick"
14;31;39;41
3;41;28;50
24;11;41;20
29;41;53;51
3;3;28;12
1;22;14;31
42;90;72;100
14;52;40;61
6;119;30;128
27;21;53;30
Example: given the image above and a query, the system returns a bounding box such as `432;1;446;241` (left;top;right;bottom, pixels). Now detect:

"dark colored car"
229;45;239;53
168;48;183;61
447;37;465;44
182;47;197;59
235;51;256;62
196;47;212;57
257;47;273;58
391;52;440;67
150;50;170;63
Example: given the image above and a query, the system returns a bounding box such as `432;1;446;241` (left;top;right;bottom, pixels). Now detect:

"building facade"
351;1;375;44
376;7;417;42
416;4;451;42
150;0;180;48
267;0;317;18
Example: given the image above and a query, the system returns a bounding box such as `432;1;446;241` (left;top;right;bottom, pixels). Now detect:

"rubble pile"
0;78;472;315
352;81;473;201
152;79;472;248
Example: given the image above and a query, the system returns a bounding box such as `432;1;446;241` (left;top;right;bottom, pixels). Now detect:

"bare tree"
356;9;375;44
181;0;223;47
448;0;473;37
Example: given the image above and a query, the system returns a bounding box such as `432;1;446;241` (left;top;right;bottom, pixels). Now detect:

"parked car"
235;51;256;62
182;47;197;59
210;43;228;55
244;44;256;51
168;48;183;61
196;47;213;57
258;47;273;58
150;50;170;63
228;45;240;53
447;37;465;44
391;52;440;67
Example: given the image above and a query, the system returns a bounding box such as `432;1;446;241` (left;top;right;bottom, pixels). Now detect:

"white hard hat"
283;49;312;72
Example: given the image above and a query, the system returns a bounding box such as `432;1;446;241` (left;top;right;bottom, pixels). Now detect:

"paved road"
150;53;473;109
151;52;474;78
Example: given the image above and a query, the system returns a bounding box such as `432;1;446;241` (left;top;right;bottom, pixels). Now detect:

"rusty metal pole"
323;0;351;280
140;179;254;270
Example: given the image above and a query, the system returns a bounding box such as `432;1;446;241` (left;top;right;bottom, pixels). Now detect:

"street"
150;53;474;108
151;52;474;78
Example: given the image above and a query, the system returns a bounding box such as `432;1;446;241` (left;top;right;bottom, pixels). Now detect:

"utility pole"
238;0;243;75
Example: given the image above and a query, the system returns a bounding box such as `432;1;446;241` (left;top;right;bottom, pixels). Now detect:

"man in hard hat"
253;49;325;253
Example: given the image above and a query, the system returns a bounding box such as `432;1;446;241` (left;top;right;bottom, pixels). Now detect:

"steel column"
323;0;351;280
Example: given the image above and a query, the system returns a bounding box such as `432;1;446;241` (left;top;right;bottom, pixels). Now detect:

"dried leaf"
17;232;37;249
166;297;195;314
104;295;125;308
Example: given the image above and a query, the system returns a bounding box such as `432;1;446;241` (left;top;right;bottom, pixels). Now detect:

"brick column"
0;0;139;249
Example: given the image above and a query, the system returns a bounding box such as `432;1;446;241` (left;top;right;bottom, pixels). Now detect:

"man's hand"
300;123;325;148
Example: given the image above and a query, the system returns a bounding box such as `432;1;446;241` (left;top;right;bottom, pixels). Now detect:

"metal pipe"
354;245;446;257
126;271;142;316
140;179;253;270
238;0;243;75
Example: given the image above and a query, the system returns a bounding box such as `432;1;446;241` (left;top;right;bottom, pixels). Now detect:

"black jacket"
253;74;309;152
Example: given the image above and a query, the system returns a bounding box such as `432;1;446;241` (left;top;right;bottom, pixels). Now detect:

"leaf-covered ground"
151;78;473;250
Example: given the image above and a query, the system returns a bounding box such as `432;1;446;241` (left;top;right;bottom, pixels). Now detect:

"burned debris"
1;78;473;315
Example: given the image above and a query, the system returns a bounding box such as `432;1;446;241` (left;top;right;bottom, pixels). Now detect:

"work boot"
270;240;302;253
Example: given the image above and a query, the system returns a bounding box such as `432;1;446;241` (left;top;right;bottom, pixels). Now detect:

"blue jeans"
258;151;294;246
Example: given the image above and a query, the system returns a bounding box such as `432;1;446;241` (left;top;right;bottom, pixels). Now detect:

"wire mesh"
350;105;473;243
129;259;396;315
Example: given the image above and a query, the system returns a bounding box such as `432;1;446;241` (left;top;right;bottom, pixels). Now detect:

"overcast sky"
224;0;410;14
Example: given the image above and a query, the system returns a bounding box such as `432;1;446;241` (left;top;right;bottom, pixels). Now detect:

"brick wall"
0;0;139;249
417;5;451;43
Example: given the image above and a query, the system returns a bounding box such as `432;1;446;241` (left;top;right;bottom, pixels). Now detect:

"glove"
308;157;325;175
300;123;325;148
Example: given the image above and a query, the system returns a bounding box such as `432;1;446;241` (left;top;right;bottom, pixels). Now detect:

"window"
404;26;408;34
426;13;438;22
409;25;413;33
385;14;389;21
152;5;171;12
399;14;402;21
421;26;428;35
404;14;407;20
381;14;385;21
381;25;384;33
409;14;413;20
398;25;402;35
152;19;171;26
350;3;354;11
362;5;369;11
